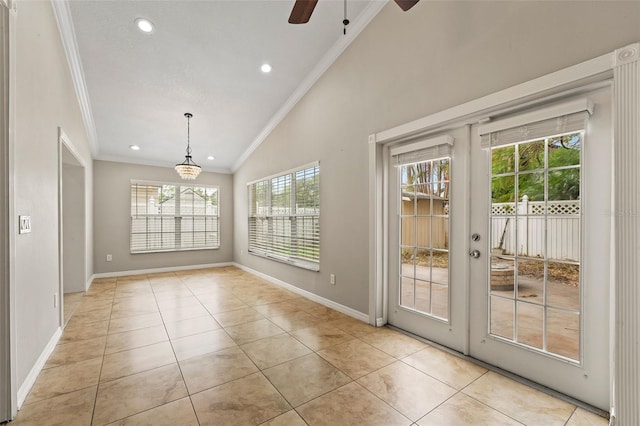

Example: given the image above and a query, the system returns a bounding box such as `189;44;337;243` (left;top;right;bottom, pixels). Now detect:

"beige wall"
233;1;640;314
93;160;233;274
14;1;94;387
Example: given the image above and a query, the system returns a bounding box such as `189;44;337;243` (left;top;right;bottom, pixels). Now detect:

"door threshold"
386;324;609;420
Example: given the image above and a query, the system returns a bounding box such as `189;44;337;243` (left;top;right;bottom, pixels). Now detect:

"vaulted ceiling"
61;0;386;173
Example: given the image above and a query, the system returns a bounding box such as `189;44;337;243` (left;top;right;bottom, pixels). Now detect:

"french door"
388;87;611;409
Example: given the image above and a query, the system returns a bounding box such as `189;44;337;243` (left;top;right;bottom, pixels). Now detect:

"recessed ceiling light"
135;18;154;33
261;63;272;73
207;156;215;160
129;145;140;151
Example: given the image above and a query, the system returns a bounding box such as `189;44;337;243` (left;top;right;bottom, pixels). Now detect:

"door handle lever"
469;249;481;259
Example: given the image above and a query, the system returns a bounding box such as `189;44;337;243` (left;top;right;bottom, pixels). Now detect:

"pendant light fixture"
175;112;201;180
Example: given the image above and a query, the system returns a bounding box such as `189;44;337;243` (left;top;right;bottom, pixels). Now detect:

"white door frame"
0;0;16;421
369;42;640;422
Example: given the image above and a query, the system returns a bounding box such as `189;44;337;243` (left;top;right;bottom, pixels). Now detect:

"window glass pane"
492;145;515;175
516;302;543;349
548;133;581;168
518;140;545;172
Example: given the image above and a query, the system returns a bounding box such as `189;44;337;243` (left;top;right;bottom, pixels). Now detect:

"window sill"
248;251;319;272
130;246;220;254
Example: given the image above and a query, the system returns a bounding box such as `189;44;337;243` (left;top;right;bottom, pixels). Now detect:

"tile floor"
9;266;607;425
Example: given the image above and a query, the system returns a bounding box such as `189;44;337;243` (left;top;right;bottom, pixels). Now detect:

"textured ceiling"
68;0;380;173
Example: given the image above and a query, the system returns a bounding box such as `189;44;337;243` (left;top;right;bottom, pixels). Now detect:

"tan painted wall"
93;160;233;273
13;0;94;386
233;1;640;314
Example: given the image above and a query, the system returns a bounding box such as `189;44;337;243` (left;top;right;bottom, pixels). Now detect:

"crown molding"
231;0;387;173
51;0;99;157
96;154;233;175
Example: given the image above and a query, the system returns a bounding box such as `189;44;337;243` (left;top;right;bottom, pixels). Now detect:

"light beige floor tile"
360;328;427;358
69;306;112;324
269;311;321;332
357;361;456;421
92;364;188;425
297;382;410;426
25;357;102;404
286;297;324;311
171;328;236;361
324;317;378;337
114;287;155;300
213;307;265;327
224;318;285;345
462;371;575;426
108;312;163;334
566;407;609;425
417;393;522;426
259;410;307;426
290;324;355;351
201;297;250;314
241;334;312;369
155;295;201;311
191;372;291;425
253;301;303;318
153;287;194;300
110;299;159;319
100;341;176;382
263;353;351;407
72;299;114;315
159;304;210;323
10;385;97;426
44;336;106;369
403;346;488;389
105;324;168;354
163;315;221;340
179;346;259;394
60;319;110;343
317;339;395;379
105;397;198;426
306;306;350;321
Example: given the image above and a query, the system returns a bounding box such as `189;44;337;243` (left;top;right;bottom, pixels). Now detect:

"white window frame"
247;162;320;271
130;180;220;253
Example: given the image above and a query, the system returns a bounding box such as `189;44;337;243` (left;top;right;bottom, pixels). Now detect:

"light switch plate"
19;216;31;234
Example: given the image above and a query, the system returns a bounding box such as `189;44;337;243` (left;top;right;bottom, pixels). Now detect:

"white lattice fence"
491;197;580;261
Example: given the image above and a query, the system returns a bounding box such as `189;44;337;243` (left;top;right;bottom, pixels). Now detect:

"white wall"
233;1;640;315
93;160;233;274
13;0;93;388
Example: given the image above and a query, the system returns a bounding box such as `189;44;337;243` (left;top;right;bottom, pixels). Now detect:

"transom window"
247;163;320;271
130;182;220;253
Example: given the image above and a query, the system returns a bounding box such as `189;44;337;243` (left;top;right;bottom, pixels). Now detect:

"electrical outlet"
106;254;112;262
330;274;336;285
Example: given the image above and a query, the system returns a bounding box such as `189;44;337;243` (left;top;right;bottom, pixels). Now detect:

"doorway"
384;89;611;409
59;130;87;327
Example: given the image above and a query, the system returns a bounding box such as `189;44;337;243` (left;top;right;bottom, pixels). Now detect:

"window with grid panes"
247;163;320;271
130;182;220;253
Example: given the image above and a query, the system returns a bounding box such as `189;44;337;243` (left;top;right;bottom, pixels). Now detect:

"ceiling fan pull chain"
343;0;349;35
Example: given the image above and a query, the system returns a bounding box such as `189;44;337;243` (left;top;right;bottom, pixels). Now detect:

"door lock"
469;249;481;258
471;233;481;241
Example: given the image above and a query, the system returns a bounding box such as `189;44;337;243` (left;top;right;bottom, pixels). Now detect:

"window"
130;182;220;253
248;163;320;271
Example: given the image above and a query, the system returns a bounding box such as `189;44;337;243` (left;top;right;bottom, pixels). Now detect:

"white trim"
376;317;386;327
130;179;220;189
389;134;454;157
50;0;98;157
233;263;369;323
16;327;62;409
97;155;232;175
231;1;386;173
477;98;594;136
92;262;234;279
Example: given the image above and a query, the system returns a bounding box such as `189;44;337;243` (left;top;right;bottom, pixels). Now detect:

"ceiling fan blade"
288;0;319;24
394;0;420;12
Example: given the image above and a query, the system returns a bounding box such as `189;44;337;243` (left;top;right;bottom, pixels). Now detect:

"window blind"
130;182;220;253
479;98;593;149
248;163;320;271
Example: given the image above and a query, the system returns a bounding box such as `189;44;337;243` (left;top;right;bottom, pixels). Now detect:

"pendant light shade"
175;112;202;180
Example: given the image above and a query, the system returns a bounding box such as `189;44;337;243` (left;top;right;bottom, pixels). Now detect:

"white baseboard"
92;262;234;279
376;317;386;327
232;262;369;323
17;326;62;409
